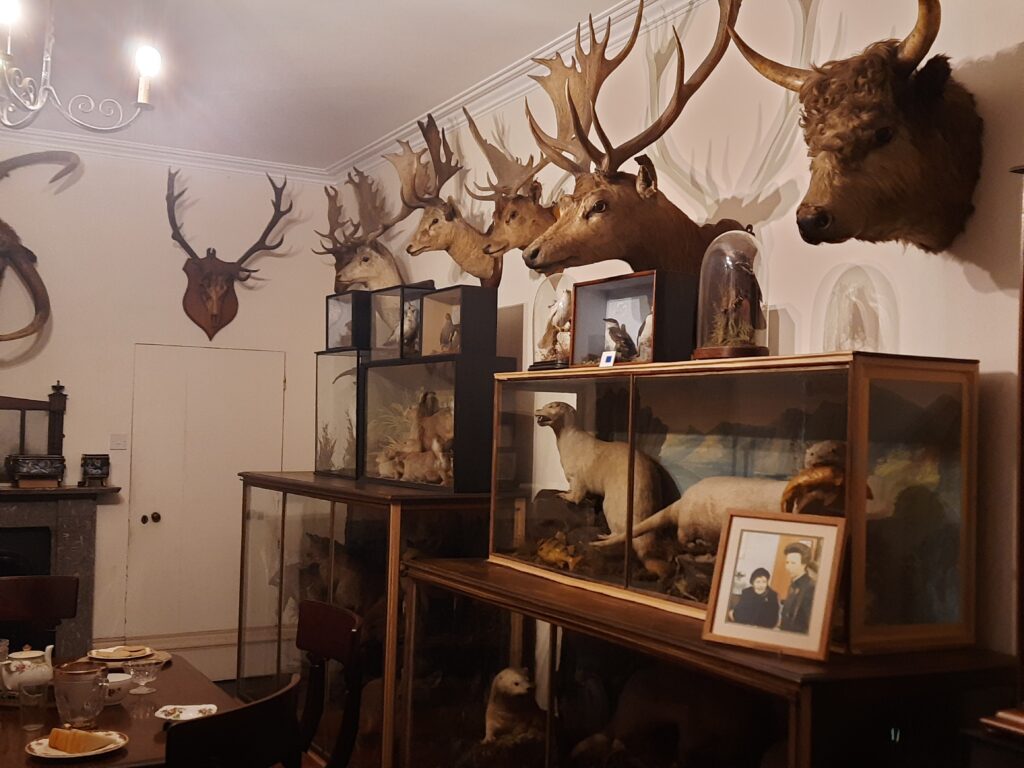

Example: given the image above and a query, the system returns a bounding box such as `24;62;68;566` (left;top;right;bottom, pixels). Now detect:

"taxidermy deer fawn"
729;0;981;252
402;114;504;288
0;151;79;342
166;169;292;340
521;0;744;276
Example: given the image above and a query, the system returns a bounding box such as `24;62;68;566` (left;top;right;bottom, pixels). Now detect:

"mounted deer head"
521;0;744;276
461;108;556;258
729;0;981;252
313;164;411;292
166;169;292;340
402;114;503;288
0;151;79;343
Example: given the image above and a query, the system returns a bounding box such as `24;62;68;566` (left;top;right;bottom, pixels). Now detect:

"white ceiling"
8;0;626;170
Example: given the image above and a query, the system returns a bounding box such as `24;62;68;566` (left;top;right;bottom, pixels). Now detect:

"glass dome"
694;230;769;359
530;273;574;369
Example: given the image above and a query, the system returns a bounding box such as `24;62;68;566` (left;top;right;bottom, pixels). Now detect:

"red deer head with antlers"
166;169;292;340
0;151;79;343
521;0;743;276
401;114;505;288
729;0;981;252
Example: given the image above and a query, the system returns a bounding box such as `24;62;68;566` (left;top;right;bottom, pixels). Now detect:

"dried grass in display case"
315;350;365;478
489;352;977;653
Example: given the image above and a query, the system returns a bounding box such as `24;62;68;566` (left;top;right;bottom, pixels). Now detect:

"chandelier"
0;0;161;132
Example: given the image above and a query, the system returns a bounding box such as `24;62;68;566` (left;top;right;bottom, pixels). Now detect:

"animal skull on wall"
166;169;292;340
729;0;982;252
0;151;80;343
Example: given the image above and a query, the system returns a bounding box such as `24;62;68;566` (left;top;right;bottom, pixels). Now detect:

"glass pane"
421;289;462;356
238;486;284;701
405;593;546;767
865;378;964;626
364;361;455;487
493;376;632;591
23;410;48;454
326;294;354;349
0;410;21;465
632;369;849;608
316;352;359;476
372;289;402;359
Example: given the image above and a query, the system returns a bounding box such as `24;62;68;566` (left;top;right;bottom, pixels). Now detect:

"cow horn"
727;27;810;93
896;0;941;71
0;247;51;342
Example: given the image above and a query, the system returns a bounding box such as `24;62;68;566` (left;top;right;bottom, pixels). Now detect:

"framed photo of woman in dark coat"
704;511;845;660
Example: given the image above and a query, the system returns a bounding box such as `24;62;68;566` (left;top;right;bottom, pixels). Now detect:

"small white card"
599;350;617;368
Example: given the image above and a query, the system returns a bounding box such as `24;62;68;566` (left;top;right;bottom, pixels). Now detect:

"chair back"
0;575;78;625
296;600;362;768
165;674;301;768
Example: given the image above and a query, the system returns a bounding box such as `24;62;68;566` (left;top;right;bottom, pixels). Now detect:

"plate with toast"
26;729;128;759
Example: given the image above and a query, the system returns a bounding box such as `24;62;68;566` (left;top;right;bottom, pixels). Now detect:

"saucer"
87;645;153;661
155;704;218;721
25;731;128;759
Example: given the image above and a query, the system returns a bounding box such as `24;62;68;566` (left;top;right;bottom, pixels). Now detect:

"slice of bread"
47;728;116;753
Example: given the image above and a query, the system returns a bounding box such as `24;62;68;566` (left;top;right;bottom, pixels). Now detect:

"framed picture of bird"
569;271;698;367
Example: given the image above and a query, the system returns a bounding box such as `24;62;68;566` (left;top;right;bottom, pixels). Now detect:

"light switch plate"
109;434;129;451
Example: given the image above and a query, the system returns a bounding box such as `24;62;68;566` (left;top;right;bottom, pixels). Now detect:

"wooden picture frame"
703;510;846;661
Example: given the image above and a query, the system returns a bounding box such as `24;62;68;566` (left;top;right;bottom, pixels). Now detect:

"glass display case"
419;285;497;358
490;352;977;652
530;273;575;371
370;285;435;360
315;350;366;478
237;473;490;768
325;290;371;351
570;271;697;366
694;231;769;359
362;356;515;492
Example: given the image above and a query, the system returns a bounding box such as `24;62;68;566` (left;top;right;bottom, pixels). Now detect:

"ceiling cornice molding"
327;0;707;180
0;126;334;184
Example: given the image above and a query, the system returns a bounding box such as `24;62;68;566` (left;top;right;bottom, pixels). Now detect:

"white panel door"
126;344;284;677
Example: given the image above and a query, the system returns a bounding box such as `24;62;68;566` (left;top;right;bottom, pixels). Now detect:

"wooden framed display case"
402;558;1014;768
0;382;67;483
325;289;371;351
315;350;367;479
370;284;436;360
570;270;697;366
235;472;490;768
418;284;497;358
361;355;515;492
490;352;978;654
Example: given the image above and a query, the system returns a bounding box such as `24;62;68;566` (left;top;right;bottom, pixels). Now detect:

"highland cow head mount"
0;151;80;343
729;0;983;253
166;169;292;340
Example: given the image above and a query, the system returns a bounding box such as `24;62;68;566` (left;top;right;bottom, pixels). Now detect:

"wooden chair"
0;575;78;626
296;600;363;768
166;674;302;768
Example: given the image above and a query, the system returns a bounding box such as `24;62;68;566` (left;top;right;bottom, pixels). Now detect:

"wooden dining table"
0;655;238;767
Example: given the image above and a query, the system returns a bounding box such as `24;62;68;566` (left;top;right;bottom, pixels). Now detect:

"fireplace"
0;487;118;658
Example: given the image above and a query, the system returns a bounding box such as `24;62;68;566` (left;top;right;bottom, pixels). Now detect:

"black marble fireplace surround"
0;487;119;658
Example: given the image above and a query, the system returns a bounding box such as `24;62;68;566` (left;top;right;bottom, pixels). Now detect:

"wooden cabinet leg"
788;687;812;768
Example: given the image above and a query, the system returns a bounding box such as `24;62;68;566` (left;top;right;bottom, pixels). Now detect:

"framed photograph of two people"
703;511;846;661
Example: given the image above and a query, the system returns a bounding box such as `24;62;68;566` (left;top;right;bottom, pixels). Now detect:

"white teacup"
105;673;132;705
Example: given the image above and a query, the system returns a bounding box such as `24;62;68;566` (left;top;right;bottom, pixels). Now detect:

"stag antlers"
462;108;544;203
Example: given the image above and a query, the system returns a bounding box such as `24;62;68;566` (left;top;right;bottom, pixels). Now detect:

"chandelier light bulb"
135;45;162;78
0;0;21;28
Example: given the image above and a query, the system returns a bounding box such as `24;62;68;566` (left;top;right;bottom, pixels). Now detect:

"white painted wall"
0;147;333;642
0;0;1019;656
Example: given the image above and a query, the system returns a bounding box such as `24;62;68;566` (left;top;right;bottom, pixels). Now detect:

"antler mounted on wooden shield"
0;151;80;343
402;114;505;288
166;169;292;340
520;0;745;276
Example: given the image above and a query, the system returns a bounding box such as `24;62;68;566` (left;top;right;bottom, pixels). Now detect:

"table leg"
382;502;402;768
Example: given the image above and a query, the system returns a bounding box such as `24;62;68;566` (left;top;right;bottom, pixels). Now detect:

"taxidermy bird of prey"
603;318;637;360
439;312;455;350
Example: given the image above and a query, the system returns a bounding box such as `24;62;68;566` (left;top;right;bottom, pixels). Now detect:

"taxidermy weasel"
535;401;664;574
593;441;854;550
483;667;544;743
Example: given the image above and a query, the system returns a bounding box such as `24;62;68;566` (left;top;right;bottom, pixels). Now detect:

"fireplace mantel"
0;485;121;658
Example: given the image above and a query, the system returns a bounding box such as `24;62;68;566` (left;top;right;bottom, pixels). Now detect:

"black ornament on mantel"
79;454;111;487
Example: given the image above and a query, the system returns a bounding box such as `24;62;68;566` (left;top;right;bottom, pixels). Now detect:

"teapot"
1;644;54;691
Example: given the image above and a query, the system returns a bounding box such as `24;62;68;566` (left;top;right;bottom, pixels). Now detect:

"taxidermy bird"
439;312;456;351
549;289;572;330
604;318;637;360
636;312;654;362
